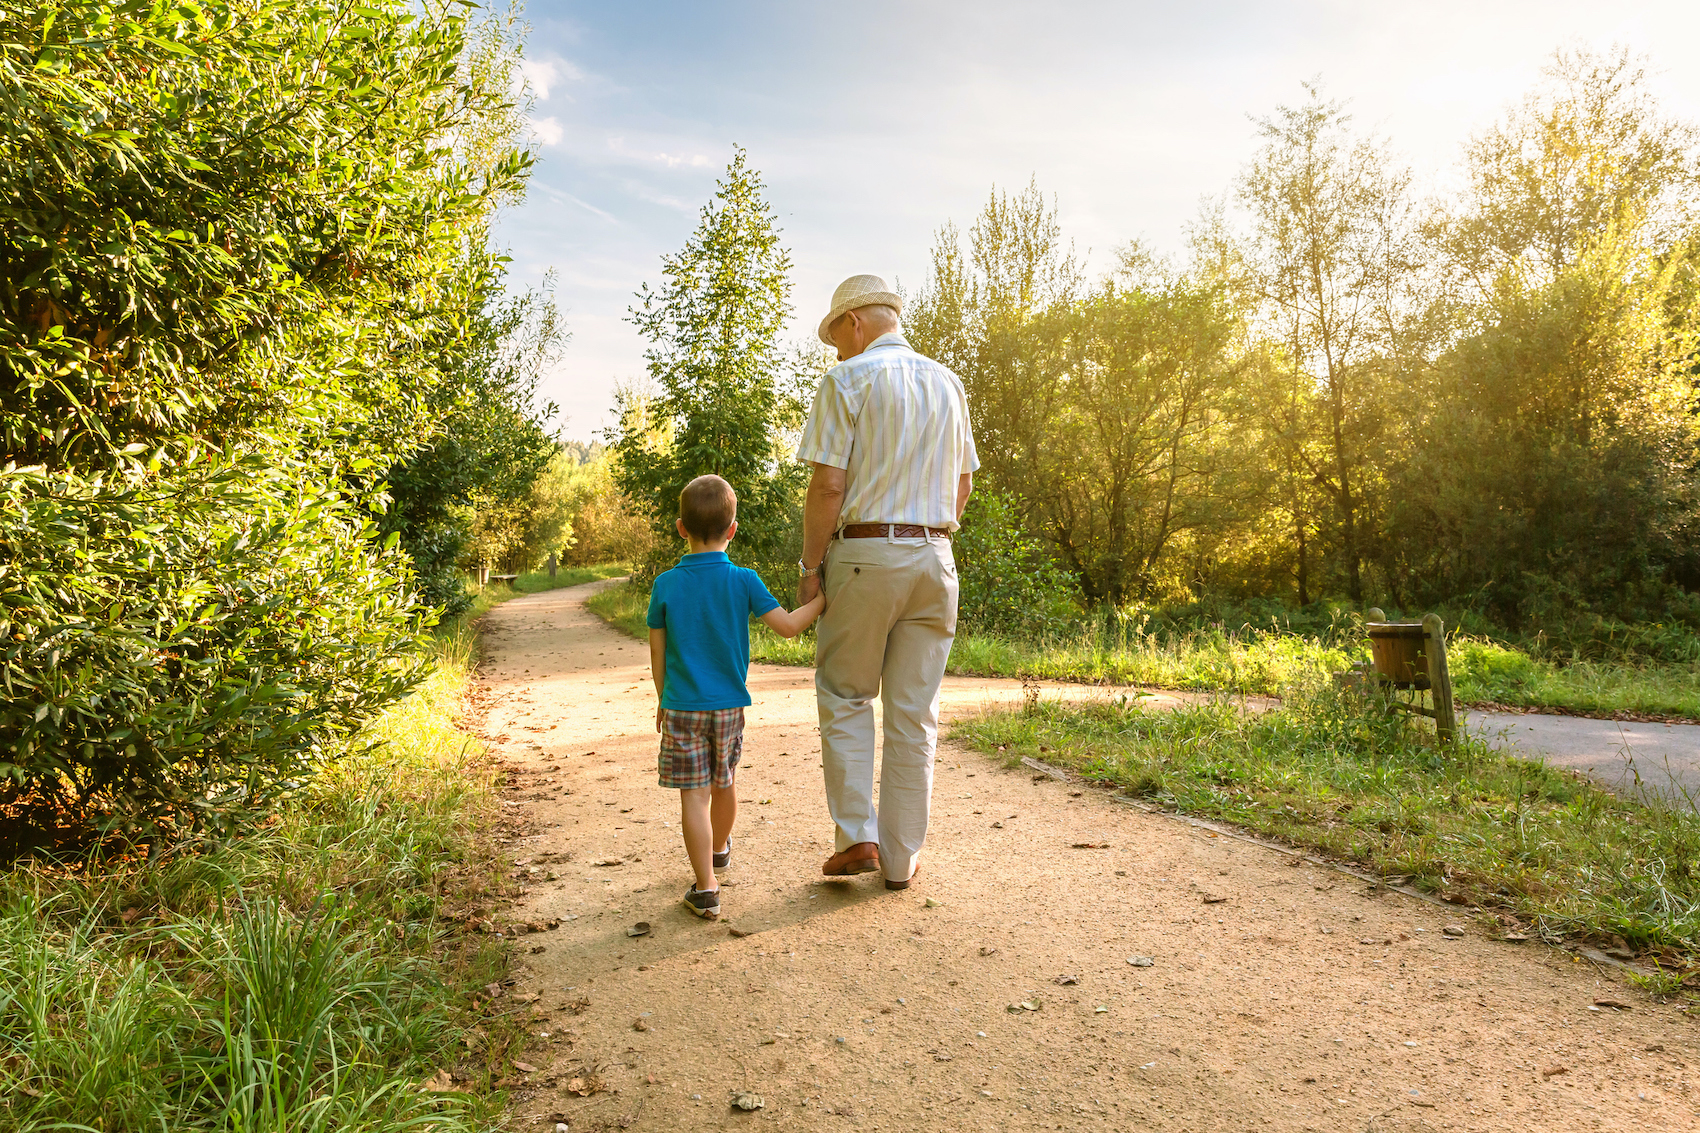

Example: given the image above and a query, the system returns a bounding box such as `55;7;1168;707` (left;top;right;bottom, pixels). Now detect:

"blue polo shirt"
645;551;781;710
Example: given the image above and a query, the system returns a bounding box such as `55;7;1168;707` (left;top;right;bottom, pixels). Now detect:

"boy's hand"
655;703;664;733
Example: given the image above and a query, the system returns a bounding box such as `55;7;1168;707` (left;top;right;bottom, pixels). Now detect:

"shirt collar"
679;550;730;566
866;331;910;351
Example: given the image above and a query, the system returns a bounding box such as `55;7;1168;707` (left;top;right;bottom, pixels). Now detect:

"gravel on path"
478;580;1698;1132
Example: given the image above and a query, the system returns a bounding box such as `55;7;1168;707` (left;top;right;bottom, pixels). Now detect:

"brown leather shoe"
822;842;880;876
884;864;920;891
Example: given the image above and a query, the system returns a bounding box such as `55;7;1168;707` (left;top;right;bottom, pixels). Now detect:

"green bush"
954;490;1082;639
0;457;428;844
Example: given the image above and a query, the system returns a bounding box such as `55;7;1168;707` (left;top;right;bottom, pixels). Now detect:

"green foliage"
909;51;1700;626
953;490;1081;638
0;456;428;843
384;288;562;617
1;0;529;470
610;149;810;587
0;639;518;1129
0;0;536;840
956;690;1700;955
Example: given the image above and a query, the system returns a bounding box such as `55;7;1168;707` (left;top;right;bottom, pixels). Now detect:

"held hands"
796;573;823;609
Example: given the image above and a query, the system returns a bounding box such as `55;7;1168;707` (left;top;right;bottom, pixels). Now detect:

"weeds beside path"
588;579;1700;720
0;591;544;1129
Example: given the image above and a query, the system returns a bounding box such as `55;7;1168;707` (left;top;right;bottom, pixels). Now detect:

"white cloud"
515;57;586;103
606;136;711;169
529;116;563;146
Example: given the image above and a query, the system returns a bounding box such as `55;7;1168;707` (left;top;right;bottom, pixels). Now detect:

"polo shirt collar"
866;331;910;351
679;550;730;566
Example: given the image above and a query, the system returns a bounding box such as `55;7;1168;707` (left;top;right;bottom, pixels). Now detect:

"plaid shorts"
658;707;745;790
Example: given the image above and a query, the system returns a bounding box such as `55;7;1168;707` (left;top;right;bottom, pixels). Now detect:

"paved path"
1469;712;1700;805
476;580;1697;1133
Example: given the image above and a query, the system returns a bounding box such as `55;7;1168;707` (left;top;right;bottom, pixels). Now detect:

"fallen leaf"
592;859;624;868
978;946;998;957
421;1068;458;1093
991;821;1004;829
1071;842;1110;849
513;1061;539;1073
633;1019;650;1032
1502;933;1529;943
1541;1065;1569;1079
733;1092;765;1111
626;922;651;937
1127;956;1154;967
1442;925;1465;937
1202;894;1228;904
924;897;944;908
1094;1005;1109;1013
567;1077;589;1096
1592;998;1632;1010
728;926;753;938
1053;974;1079;985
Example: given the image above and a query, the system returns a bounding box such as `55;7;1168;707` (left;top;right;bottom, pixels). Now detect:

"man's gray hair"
855;303;901;333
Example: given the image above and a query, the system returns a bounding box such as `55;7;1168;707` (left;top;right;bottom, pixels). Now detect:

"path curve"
479;580;1696;1132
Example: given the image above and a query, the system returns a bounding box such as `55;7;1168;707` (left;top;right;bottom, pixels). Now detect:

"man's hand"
796;573;822;608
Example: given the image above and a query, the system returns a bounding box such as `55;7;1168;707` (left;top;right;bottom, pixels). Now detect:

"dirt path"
478;581;1697;1132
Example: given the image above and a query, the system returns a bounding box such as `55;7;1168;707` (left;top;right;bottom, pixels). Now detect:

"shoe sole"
884;865;920;891
684;896;720;918
824;859;879;876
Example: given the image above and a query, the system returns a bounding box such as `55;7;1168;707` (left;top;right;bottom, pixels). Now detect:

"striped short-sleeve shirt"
795;331;980;531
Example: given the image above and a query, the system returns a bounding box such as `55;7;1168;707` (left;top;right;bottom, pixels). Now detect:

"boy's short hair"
679;474;737;540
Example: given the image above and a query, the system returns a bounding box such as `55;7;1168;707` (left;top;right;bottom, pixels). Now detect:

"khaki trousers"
815;534;958;882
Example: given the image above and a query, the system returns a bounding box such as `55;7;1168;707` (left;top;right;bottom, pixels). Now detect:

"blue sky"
497;1;1700;442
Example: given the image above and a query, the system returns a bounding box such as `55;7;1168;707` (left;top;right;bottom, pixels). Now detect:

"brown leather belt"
837;523;952;539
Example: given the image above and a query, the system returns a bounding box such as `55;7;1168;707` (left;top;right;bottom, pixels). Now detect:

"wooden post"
547;552;557;580
1422;613;1456;743
478;562;490;588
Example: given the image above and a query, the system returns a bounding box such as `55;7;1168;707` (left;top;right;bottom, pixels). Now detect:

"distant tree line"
907;50;1700;631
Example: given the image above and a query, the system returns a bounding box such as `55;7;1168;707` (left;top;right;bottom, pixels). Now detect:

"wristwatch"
797;558;822;578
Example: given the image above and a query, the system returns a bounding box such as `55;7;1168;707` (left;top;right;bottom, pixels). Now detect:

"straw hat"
817;274;903;345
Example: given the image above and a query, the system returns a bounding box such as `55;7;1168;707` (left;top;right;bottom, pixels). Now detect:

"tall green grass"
0;618;519;1129
956;690;1700;958
588;579;1700;716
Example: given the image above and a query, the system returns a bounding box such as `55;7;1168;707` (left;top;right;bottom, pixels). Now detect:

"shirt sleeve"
745;570;781;618
645;578;667;629
961;413;981;474
795;374;854;468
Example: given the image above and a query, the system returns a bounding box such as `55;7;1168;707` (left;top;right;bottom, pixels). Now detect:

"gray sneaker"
713;838;732;870
683;885;721;918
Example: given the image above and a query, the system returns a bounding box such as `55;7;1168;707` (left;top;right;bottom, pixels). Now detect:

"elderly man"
794;274;978;890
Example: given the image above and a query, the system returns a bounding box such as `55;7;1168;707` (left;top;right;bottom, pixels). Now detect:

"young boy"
647;474;824;918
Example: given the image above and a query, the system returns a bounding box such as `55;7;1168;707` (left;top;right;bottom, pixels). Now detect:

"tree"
1383;50;1700;623
383;284;562;614
1039;257;1251;603
610;149;805;581
907;180;1082;490
1236;83;1420;602
0;0;532;841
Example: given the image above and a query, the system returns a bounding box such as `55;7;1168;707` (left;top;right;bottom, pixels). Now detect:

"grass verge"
0;605;526;1128
954;691;1700;967
586;579;1700;718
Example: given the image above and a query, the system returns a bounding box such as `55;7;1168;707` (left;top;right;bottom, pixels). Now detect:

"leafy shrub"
0;457;427;845
954;491;1082;639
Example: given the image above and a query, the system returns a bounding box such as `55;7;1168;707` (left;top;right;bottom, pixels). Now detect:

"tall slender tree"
611;150;804;580
1237;84;1419;602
